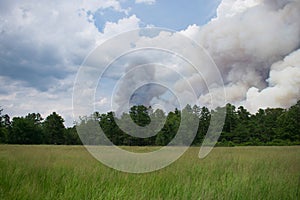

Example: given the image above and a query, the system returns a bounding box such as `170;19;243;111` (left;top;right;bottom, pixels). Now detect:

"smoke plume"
186;0;300;112
111;0;300;113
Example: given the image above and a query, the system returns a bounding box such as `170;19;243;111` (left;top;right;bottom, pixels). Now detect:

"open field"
0;145;299;200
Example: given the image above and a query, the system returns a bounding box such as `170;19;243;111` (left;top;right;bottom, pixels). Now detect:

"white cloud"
216;0;261;18
243;49;300;112
135;0;156;5
0;75;75;126
102;15;140;38
80;0;126;13
0;0;143;125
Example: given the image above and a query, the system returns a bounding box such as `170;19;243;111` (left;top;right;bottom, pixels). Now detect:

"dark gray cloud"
0;53;70;91
0;0;137;126
0;0;102;92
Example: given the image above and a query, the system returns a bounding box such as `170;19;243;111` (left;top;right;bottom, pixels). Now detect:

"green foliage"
193;106;210;145
0;108;10;143
276;101;300;142
1;100;300;146
222;103;238;133
64;126;82;145
129;105;151;127
0;127;8;144
9;113;43;144
155;110;179;146
43;112;65;144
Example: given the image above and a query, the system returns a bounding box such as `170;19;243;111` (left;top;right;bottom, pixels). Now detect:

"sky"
0;0;300;127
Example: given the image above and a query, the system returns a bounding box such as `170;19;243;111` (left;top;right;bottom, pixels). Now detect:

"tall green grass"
0;145;299;199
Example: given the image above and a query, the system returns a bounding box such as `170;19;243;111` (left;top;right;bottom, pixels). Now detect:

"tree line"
0;111;80;145
0;100;299;146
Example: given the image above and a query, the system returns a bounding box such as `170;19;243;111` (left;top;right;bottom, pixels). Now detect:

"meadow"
0;145;299;200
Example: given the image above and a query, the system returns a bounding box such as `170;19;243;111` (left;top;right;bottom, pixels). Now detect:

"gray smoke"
113;57;167;114
183;0;300;112
111;0;300;113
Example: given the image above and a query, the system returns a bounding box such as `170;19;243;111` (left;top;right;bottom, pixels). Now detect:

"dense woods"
0;100;299;146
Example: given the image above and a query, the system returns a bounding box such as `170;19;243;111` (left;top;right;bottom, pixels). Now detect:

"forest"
0;100;299;146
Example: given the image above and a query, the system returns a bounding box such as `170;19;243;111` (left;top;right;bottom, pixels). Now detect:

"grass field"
0;145;299;200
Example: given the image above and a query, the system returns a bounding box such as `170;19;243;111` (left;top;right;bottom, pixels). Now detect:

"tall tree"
100;111;123;145
194;106;211;145
230;106;251;144
10;113;43;144
0;108;10;143
276;100;300;142
43;112;65;144
64;126;81;145
223;103;238;133
178;104;199;145
129;105;151;127
155;109;180;146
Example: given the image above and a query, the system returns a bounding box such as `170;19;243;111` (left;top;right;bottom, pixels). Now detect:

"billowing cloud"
112;0;300;113
103;15;140;36
181;0;300;111
216;0;261;18
244;49;300;112
89;29;221;115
